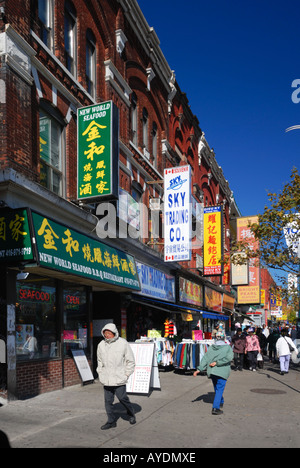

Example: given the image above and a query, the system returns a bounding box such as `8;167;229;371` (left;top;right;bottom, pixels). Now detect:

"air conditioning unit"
149;198;161;210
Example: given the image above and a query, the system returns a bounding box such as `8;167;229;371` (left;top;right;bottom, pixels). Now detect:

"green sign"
0;208;35;262
77;101;119;201
32;211;140;290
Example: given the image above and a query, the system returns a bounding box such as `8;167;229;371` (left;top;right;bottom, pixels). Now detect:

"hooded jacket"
197;341;233;380
96;323;135;387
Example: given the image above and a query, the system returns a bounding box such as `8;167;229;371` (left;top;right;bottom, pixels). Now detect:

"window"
16;276;58;361
64;0;77;76
131;93;137;145
152;122;158;167
39;107;64;196
63;285;88;356
38;0;54;50
142;108;148;150
86;29;96;98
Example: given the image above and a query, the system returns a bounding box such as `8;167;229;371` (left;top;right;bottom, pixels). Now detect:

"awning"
0;207;140;291
132;295;229;320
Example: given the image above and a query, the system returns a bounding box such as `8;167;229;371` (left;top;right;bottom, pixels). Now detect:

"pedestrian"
96;323;136;430
193;330;233;415
267;328;280;363
276;328;298;375
245;328;261;371
256;328;267;368
231;328;246;371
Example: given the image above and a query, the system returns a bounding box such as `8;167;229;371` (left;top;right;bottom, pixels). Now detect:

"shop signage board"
136;262;176;302
203;206;223;276
0;208;35;263
164;165;191;262
126;343;160;394
77;101;119;202
31;211;140;290
236;216;260;304
71;350;94;384
179;277;203;307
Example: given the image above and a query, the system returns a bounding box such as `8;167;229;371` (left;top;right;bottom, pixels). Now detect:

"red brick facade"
0;0;240;399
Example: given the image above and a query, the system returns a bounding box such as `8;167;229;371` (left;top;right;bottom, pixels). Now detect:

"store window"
63;285;89;356
39;106;64;196
16;275;58;361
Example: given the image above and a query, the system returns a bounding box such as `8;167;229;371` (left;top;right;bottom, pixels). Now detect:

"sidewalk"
1;359;300;449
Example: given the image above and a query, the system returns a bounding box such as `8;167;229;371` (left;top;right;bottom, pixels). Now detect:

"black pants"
247;350;258;370
104;385;135;423
233;352;244;369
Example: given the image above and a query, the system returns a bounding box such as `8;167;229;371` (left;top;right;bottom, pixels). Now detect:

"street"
0;358;299;450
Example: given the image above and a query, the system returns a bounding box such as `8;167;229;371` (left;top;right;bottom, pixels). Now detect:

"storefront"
0;207;140;399
127;262;177;341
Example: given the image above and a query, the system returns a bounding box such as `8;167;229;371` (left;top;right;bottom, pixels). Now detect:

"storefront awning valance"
132;295;229;320
0;207;140;291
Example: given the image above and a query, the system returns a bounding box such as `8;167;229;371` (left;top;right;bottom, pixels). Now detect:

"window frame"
64;0;77;77
86;29;96;98
38;0;54;51
39;102;66;197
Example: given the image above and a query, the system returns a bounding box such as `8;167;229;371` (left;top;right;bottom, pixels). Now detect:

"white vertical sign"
164;165;191;262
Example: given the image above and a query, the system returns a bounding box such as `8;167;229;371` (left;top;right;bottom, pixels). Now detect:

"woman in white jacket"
97;323;136;430
276;329;297;375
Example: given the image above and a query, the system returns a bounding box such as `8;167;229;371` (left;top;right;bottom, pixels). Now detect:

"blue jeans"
211;375;227;409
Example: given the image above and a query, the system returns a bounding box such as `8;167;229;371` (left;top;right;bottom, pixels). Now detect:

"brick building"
0;0;240;400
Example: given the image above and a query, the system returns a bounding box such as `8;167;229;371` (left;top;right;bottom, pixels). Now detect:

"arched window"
152;121;157;167
142;108;148;150
64;0;77;76
86;29;96;98
131;93;137;145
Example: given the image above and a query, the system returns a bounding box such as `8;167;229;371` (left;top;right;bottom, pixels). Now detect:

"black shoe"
212;408;223;415
129;416;136;425
101;421;117;430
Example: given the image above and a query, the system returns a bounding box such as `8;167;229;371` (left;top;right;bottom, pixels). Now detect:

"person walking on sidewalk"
96;323;136;430
231;328;246;371
276;328;298;375
245;328;261;372
193;330;233;415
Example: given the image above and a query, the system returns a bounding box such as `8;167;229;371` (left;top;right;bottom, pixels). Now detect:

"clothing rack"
174;341;213;370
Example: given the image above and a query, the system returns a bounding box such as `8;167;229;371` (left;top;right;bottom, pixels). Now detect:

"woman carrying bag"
276;328;298;375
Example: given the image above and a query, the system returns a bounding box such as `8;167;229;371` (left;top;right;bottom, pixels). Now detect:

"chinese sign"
179;277;203;307
77;101;119;201
164;165;191;262
237;216;260;304
31;211;140;290
205;286;222;312
0;208;35;262
203;206;223;276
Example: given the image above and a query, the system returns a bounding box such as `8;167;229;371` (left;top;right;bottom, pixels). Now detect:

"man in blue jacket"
194;330;233;415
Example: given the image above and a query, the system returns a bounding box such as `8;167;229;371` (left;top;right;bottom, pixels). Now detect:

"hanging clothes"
174;341;211;370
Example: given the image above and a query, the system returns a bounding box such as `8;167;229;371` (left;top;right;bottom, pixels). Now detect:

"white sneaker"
252;368;256;372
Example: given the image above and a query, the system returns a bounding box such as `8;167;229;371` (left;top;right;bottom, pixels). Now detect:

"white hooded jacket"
96;323;135;387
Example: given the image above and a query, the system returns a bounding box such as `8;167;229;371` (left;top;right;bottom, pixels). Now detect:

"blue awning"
132;295;229;320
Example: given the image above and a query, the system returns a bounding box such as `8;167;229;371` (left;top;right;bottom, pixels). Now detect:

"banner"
237;216;260;304
203;206;223;276
164;165;191;262
77;101;119;201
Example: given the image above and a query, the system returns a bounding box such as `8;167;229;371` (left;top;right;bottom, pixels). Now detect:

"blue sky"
137;0;300;217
